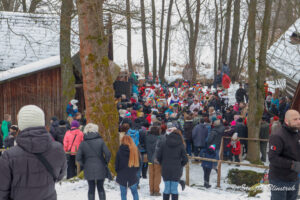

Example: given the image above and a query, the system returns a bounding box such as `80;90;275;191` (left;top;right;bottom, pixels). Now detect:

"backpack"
127;129;140;147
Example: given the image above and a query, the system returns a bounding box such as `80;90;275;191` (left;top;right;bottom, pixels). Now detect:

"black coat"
207;124;225;150
235;122;247;138
76;132;111;180
235;88;247;103
184;120;194;141
0;127;67;200
156;132;188;181
52;125;67;144
269;124;300;182
115;145;139;187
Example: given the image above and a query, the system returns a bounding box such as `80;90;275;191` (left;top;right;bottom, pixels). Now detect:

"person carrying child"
201;144;217;188
227;132;241;165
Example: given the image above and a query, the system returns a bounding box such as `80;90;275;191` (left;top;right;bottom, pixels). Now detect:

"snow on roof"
0;11;78;71
267;18;300;83
0;56;60;83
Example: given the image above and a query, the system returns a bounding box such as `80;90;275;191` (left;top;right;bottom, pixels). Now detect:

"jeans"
260;141;267;162
87;180;104;200
185;140;192;156
164;181;179;194
269;179;299;200
120;183;139;200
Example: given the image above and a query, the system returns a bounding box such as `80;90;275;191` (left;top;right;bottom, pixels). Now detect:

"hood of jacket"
16;126;53;153
119;144;130;157
84;132;101;141
166;132;183;147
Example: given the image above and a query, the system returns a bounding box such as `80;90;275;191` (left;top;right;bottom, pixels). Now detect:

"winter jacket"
271;98;279;109
259;121;270;139
49;120;59;139
207;124;225;149
76;132;111;180
0;127;67;200
184;120;194;141
235;88;247;103
115;145;140;187
227;140;241;155
224;112;234;123
1;120;11;143
268;123;300;182
63;128;84;155
215;74;222;86
146;133;160;163
223;126;234;152
66;103;78;117
192;123;208;147
201;148;216;169
235;122;247;138
156;132;188;182
52;125;67;144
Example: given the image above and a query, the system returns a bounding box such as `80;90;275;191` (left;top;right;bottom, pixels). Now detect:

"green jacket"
1;120;10;142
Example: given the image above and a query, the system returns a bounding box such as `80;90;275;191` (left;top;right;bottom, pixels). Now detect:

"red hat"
273;116;279;121
217;115;222;120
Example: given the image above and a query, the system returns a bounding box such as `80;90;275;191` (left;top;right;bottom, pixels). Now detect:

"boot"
98;192;106;200
142;163;148;178
88;193;95;200
204;181;211;188
179;180;185;191
163;193;170;200
171;194;178;200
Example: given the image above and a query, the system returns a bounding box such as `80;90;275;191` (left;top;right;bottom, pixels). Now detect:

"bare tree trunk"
218;0;224;69
140;0;149;78
158;0;165;71
60;0;75;119
247;0;259;163
77;0;119;174
152;0;157;80
126;0;133;73
28;0;42;13
214;0;219;80
269;0;282;47
160;0;174;82
222;0;232;64
22;0;26;12
237;20;248;74
228;0;240;83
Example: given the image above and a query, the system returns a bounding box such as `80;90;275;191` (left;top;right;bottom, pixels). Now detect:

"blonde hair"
121;135;140;168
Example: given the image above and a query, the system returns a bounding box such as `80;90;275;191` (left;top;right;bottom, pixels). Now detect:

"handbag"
86;141;113;180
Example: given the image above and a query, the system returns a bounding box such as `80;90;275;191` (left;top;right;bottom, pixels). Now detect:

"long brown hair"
121;135;140;168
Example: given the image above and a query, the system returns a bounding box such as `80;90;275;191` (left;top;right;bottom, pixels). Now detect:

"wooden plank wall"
0;67;63;126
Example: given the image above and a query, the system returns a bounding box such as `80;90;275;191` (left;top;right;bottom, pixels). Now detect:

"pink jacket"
63;128;84;155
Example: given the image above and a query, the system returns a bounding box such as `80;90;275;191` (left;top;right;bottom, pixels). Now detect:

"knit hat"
209;144;216;151
231;120;236;126
71;120;80;128
10;125;19;131
232;132;238;140
18;105;45;131
273;116;279;121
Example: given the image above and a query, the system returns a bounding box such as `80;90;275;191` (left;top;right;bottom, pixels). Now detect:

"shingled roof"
267;18;300;83
0;11;78;71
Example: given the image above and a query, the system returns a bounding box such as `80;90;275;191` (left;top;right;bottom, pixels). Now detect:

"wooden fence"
185;136;269;188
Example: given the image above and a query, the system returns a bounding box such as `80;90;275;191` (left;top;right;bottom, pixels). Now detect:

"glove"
291;161;300;173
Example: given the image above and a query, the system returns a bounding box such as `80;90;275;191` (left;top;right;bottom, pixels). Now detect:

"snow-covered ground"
56;162;271;200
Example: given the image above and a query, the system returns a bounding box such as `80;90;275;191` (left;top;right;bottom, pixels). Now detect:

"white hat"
70;99;78;105
232;132;238;140
18;105;45;131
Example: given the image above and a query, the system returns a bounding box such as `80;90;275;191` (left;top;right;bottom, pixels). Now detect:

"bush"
248;183;263;197
227;169;264;187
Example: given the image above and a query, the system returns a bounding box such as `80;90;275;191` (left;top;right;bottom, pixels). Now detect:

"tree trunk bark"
28;0;41;13
140;0;149;78
60;0;75;119
247;0;259;163
160;0;174;82
237;20;248;75
222;0;232;64
218;0;224;69
152;0;157;80
77;0;119;174
269;0;282;47
22;0;26;12
158;0;165;72
214;0;219;80
126;0;133;73
229;0;240;83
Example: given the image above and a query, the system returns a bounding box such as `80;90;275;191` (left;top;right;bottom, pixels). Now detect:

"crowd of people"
0;77;299;200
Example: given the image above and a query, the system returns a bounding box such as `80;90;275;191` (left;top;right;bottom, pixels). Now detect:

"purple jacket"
0;127;67;200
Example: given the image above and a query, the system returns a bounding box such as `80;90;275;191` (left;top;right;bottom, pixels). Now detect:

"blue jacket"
201;148;216;169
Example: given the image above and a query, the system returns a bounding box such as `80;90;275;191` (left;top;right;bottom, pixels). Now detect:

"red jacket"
222;74;231;89
227;140;241;155
63;128;84;155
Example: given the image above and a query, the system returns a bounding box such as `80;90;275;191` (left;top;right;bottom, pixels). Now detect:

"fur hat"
71;120;80;128
84;123;99;134
18;105;45;131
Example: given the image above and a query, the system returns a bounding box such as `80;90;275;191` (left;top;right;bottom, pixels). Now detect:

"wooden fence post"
217;137;224;188
186;159;190;186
